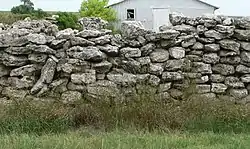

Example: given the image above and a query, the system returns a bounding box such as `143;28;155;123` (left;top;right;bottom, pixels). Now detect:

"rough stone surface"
229;89;248;99
169;47;185;59
61;91;82;104
211;83;228;93
71;70;96;85
219;39;240;52
150;49;169;62
2;16;250;102
225;77;245;88
212;64;235;76
203;53;220;64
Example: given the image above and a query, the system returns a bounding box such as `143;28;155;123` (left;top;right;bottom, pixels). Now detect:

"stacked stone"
1;15;250;104
164;13;250;101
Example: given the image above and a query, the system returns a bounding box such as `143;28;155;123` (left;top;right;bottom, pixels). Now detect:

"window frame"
126;8;136;20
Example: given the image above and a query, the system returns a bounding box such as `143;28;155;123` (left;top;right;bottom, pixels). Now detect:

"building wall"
111;0;215;30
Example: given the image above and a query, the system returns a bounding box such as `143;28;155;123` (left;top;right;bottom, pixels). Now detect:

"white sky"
0;0;250;16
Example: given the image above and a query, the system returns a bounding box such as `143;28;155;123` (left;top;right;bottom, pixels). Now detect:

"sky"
0;0;249;16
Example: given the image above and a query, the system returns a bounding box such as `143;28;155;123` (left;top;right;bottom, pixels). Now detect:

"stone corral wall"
1;14;250;104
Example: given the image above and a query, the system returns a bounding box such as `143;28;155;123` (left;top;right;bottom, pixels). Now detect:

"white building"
108;0;218;31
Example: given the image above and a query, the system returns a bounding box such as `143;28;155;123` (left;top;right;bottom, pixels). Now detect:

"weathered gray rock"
61;91;82;104
71;70;96;85
49;79;68;94
212;64;235;76
169;12;186;25
2;87;28;99
236;65;250;74
223;18;233;25
31;58;57;94
98;45;119;57
192;62;212;74
191;42;204;50
27;33;47;44
215;25;235;34
149;63;164;76
203;53;220;64
210;74;225;83
120;47;141;58
87;80;119;97
196;85;211;94
219;39;240;52
240;42;250;51
219;50;239;57
183;73;202;79
181;37;196;48
8;76;35;89
28;53;48;63
67;82;87;92
162;72;184;81
241;75;250;83
56;28;74;39
211;83;228;93
173;24;196;33
123;22;152;39
204;44;220;52
90;35;111;45
92;61;112;74
225;77;245;88
0;65;10;77
27;44;56;55
150;49;169;63
67;46;104;62
197;25;208;34
220;56;241;65
76;30;103;38
165;59;191;71
78;17;108;30
70;37;95;46
204;30;227;40
2;53;28;67
169;47;185;59
234;29;250;41
241;51;250;63
5;47;31;55
136;57;151;66
107;73;137;86
195;75;209;84
197;37;215;44
140;43;156;56
148;75;161;86
50;39;67;49
160;30;180;40
186;55;202;62
158;83;172;93
10;64;41;77
121;58;141;74
229;89;248;99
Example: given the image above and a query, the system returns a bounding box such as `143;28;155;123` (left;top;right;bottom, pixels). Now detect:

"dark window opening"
127;9;135;20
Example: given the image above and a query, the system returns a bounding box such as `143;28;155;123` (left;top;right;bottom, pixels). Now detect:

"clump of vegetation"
11;0;48;18
80;0;117;22
0;100;72;135
55;12;81;30
0;86;250;135
0;12;32;24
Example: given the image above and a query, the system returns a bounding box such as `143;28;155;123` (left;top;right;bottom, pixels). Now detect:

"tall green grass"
0;87;250;135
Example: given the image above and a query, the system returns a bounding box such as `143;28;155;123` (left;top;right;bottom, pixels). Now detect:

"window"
127;9;135;20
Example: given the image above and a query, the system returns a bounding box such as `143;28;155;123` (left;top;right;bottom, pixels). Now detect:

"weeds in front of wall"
0;84;250;135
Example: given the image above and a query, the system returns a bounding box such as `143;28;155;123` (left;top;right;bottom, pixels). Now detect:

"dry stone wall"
1;14;250;104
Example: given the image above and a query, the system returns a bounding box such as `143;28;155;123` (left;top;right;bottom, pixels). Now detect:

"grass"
0;86;250;148
0;131;249;149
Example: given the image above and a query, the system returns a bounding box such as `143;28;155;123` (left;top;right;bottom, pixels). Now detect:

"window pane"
127;9;135;19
